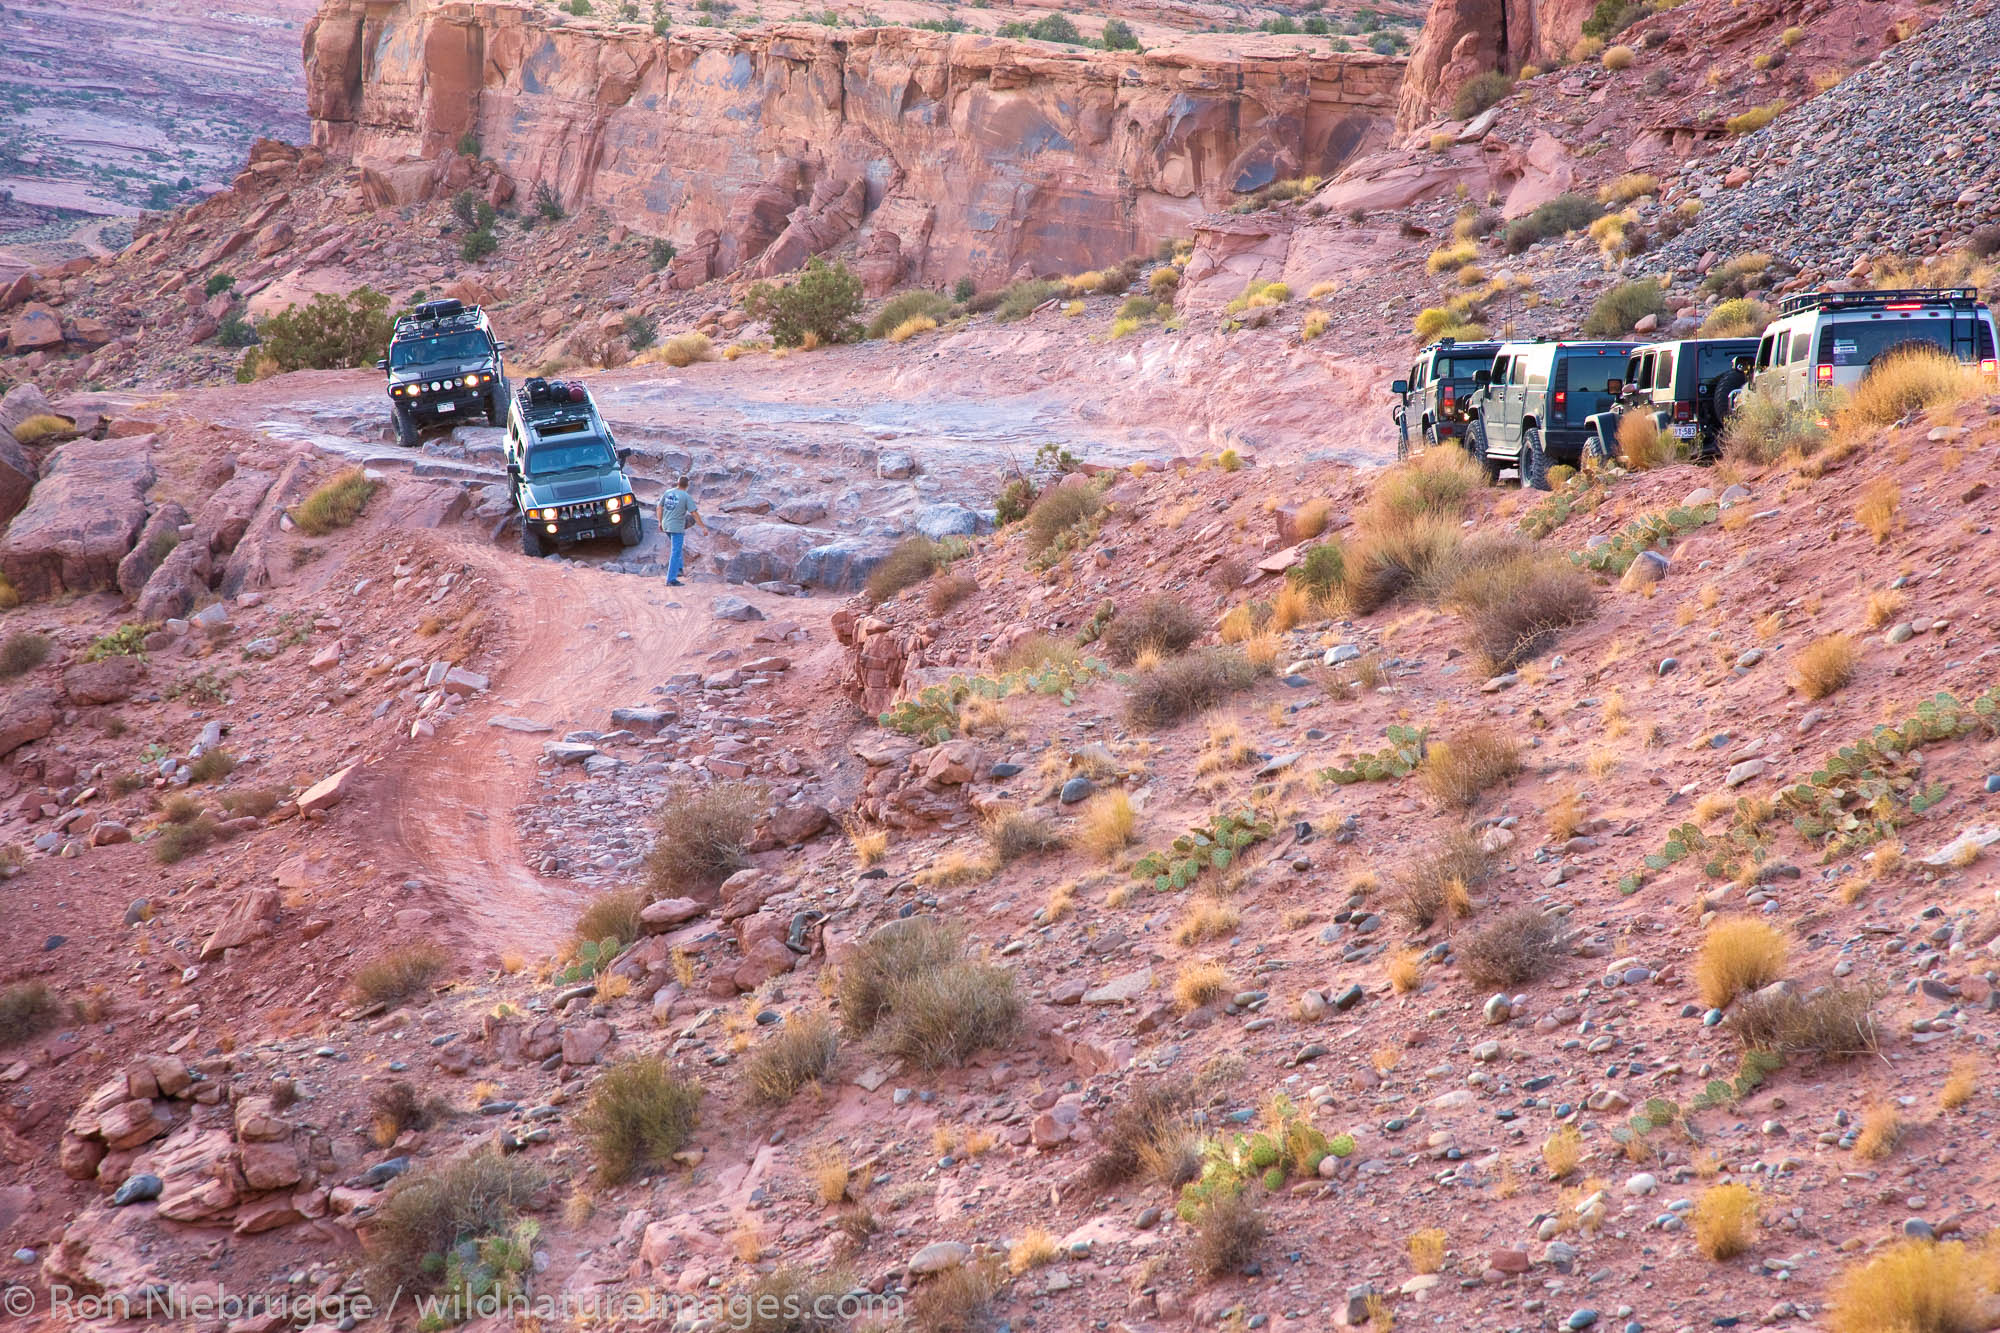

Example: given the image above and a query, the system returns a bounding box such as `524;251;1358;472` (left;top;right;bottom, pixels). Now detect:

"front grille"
557;501;606;520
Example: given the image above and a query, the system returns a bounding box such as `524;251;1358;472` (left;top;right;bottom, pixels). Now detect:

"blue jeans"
666;529;685;582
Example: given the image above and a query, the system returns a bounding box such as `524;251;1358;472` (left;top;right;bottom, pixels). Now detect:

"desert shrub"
1543;1124;1583;1177
363;1152;546;1300
745;1011;838;1104
1084;1079;1197;1189
1599;172;1658;205
1419;725;1522;808
1792;632;1857;699
620;313;657;351
578;1057;701;1183
867;289;954;339
1453;70;1514;120
153;817;219;864
648;237;677;270
1582;0;1645;37
1101;595;1206;664
1024;483;1101;557
1845;347;1973;426
1077;791;1137;859
1126;648;1257;728
1503;193;1602;253
220;787;281;818
1344;513;1463;615
0;982;63;1046
292;467;378;535
1722;384;1828;464
0;632;51;678
985;809;1069;864
1701;297;1772;337
257;287;394;371
1827;1240;1992;1333
1728;984;1877;1060
1434;538;1597;670
1695;918;1787;1009
369;1080;453;1143
1102;16;1140;48
187;748;237;783
573;889;646;954
748;258;864;347
1601;44;1635;69
1699;252;1774;297
1288;541;1346;604
1726;100;1787;135
865;536;949;603
1366;442;1485;527
888;315;937;342
1390;828;1488;929
1582;278;1667;338
85;623;150;661
458;227;498;262
1191;1190;1265;1279
998;12;1083;41
739;1265;861;1333
1427;241;1480;274
927;572;977;613
640;332;714;367
838;919;1018;1068
1692;1182;1760;1260
905;1262;998;1332
204;272;237;297
350;945;449;1006
995;278;1062;323
1458;908;1562;987
11;413;74;446
646;781;758;894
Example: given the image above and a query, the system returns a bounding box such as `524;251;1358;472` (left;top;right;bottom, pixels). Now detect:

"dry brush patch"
350;944;448;1006
577;1057;702;1184
363;1152;547;1301
1827;1239;1994;1333
1458;908;1563;987
1419;725;1523;809
1126;648;1258;728
836;919;1019;1069
1692;1182;1760;1259
1390;829;1488;930
1101;594;1207;664
646;781;759;895
1694;917;1788;1009
745;1011;839;1104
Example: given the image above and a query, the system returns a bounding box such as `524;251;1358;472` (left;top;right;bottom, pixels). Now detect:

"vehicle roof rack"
516;377;599;434
392;298;484;337
1777;287;1981;316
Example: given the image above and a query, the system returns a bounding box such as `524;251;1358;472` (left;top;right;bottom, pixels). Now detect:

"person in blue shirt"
654;474;703;586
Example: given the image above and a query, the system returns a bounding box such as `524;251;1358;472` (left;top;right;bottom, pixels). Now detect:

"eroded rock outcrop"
0;435;156;600
304;0;1403;284
1394;0;1595;131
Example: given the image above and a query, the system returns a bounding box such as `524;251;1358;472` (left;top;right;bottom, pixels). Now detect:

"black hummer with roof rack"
376;298;510;447
1391;337;1503;459
506;377;643;557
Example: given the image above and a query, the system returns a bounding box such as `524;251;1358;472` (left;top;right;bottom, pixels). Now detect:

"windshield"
1440;351;1497;379
525;439;615;477
391;330;488;369
1561;353;1629;420
1820;317;1965;368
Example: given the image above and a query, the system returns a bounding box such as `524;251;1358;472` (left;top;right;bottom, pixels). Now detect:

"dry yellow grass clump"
1691;1182;1760;1259
1854;477;1900;543
1616;412;1674;470
1792;632;1858;699
1386;948;1424;994
1419;725;1523;809
1406;1228;1447;1274
1845;347;1975;426
1827;1239;1994;1333
1864;588;1907;629
1854;1099;1901;1160
1171;899;1239;947
1542;1125;1582;1178
1077;790;1137;859
1694;918;1788;1008
1009;1227;1061;1274
1940;1060;1978;1112
1174;960;1228;1012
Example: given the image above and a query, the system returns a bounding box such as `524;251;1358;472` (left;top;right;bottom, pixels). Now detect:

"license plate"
436;401;455;413
575;529;595;541
1673;424;1696;439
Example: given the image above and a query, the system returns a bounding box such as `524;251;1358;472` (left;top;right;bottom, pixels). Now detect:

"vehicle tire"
1423;420;1444;453
618;511;643;547
521;521;548;558
1585;422;1614;466
393;404;419;448
1465;419;1502;484
487;385;507;425
1521;426;1552;491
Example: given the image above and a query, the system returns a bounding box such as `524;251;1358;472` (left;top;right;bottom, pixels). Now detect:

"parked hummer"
1580;336;1761;461
1749;287;1998;402
505;377;643;557
377;298;510;447
1391;337;1503;459
1463;338;1640;488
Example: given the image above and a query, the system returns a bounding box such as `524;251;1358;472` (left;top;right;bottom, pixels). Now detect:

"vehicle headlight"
605;496;621;510
545;523;558;534
464;374;478;387
609;510;622;523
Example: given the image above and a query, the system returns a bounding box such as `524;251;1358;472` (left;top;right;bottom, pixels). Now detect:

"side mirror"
506;462;519;476
1473;370;1490;386
1390;379;1409;395
495;341;509;351
1605;378;1623;396
617;448;632;465
374;358;388;371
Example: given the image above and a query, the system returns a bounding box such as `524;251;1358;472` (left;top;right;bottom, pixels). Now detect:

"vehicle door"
1476;354;1510;432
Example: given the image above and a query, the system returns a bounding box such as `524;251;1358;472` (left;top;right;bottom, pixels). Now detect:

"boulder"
134;538;214;623
6;302;64;354
0;435;157;600
720;522;829;584
791;538;896;592
116;502;191;597
0;432;31;528
62;656;145;706
912;503;980;540
765;803;831;846
200;886;283;960
192;468;275;555
0;686;61;759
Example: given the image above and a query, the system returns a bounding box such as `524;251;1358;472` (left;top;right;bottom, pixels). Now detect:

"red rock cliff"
1394;0;1594;130
303;0;1404;285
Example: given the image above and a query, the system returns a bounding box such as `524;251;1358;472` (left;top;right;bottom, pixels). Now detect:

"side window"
1526;357;1549;388
1655;350;1674;391
1773;331;1791;364
1789;332;1810;364
1487;356;1510;388
1755;333;1776;370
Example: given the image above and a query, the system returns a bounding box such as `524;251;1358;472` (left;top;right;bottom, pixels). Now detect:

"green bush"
217;308;259;348
1701;297;1773;337
364;1153;545;1301
577;1057;702;1183
457;130;482;157
534;181;565;221
204;273;236;298
84;624;150;662
458;228;498;263
257;288;395;372
1503;193;1602;254
995;475;1036;526
1102;17;1140;48
999;13;1083;41
1025;483;1101;557
995;278;1062;323
953;276;976;303
1581;278;1667;337
1582;0;1647;37
866;289;953;339
1453;70;1514;120
748;258;864;348
648;238;677;270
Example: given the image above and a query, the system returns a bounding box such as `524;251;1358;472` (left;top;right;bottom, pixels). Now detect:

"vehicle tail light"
1883;302;1922;311
1441;384;1456;409
1553;390;1567;412
1981;358;1997;378
1673;401;1693;422
1815;363;1833;387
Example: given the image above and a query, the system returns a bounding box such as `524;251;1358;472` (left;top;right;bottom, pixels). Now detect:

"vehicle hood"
388;359;494;386
519;470;628;507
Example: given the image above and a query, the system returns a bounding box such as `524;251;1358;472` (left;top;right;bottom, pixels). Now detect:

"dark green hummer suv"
505;378;643;557
1390;337;1501;458
377;299;510;447
1464;338;1639;488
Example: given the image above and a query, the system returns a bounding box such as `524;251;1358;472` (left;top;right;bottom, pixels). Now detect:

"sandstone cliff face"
1394;0;1594;130
303;0;1403;285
